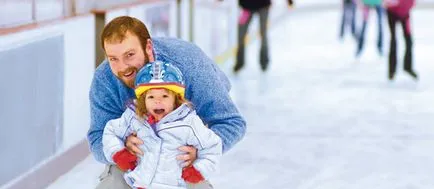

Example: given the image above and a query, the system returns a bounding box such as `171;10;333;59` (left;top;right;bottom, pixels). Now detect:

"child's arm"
102;108;137;171
182;115;223;183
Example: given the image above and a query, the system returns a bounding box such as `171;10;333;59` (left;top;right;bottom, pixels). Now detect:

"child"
102;61;222;189
356;0;384;56
384;0;418;80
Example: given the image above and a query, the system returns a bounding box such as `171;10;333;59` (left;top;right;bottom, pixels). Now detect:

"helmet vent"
151;61;165;81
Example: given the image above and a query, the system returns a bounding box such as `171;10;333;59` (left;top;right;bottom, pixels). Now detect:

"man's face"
104;32;149;88
145;89;176;121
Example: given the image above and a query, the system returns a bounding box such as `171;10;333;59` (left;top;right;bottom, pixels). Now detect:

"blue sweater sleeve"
189;58;246;153
87;63;133;164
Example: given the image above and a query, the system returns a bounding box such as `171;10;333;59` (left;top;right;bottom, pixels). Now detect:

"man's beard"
118;67;138;88
118;54;149;88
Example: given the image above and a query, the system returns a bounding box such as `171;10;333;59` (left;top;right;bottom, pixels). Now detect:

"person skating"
384;0;418;80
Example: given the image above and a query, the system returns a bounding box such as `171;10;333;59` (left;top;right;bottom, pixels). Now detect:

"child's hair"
135;89;191;120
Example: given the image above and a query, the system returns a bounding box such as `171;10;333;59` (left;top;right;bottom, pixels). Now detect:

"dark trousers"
339;1;356;38
357;5;383;55
235;6;270;70
387;10;413;76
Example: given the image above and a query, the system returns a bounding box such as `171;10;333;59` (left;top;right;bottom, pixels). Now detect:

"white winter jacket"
103;103;222;189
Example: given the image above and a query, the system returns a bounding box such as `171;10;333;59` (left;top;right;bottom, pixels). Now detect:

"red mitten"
182;166;204;183
112;148;137;171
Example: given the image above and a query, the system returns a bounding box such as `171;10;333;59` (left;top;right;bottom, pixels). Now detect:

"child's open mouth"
153;109;165;115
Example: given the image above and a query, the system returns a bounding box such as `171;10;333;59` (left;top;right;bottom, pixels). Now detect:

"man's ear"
145;39;155;62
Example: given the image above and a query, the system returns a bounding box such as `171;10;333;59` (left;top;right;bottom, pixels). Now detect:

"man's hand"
177;145;198;167
125;132;144;156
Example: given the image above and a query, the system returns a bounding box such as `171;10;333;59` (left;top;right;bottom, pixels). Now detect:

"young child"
384;0;417;80
356;0;384;56
102;61;222;189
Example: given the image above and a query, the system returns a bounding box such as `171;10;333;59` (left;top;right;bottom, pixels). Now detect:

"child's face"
145;88;176;121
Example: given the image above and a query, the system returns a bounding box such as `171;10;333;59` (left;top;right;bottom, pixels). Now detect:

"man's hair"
136;90;191;120
101;16;151;52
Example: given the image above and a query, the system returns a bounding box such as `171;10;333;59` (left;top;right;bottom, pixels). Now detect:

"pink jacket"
387;0;415;18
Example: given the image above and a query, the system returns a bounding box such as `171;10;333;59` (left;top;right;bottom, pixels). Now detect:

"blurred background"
1;0;434;188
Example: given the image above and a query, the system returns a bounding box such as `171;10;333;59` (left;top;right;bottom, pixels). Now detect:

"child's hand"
112;148;137;171
182;166;205;183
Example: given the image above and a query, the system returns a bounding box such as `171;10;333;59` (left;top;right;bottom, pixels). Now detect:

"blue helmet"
134;61;185;99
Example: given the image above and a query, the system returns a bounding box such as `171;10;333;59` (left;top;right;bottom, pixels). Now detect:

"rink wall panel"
0;34;64;188
0;15;95;189
102;1;177;38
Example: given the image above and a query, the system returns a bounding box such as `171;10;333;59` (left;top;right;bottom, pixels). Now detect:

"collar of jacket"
152;103;194;130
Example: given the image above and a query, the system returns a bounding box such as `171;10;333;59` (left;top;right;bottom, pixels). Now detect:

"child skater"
103;61;222;189
356;0;384;57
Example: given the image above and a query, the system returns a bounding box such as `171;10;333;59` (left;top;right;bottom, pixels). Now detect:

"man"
87;16;246;188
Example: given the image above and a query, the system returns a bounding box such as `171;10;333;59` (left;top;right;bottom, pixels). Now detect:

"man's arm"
87;70;124;164
178;43;246;153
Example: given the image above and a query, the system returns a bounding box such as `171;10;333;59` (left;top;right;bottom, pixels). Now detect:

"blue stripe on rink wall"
0;35;64;186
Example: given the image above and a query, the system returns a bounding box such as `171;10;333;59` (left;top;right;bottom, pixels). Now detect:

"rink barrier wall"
0;15;95;189
1;140;88;189
0;34;64;188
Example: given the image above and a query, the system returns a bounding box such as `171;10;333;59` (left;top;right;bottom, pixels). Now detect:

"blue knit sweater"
87;37;246;164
